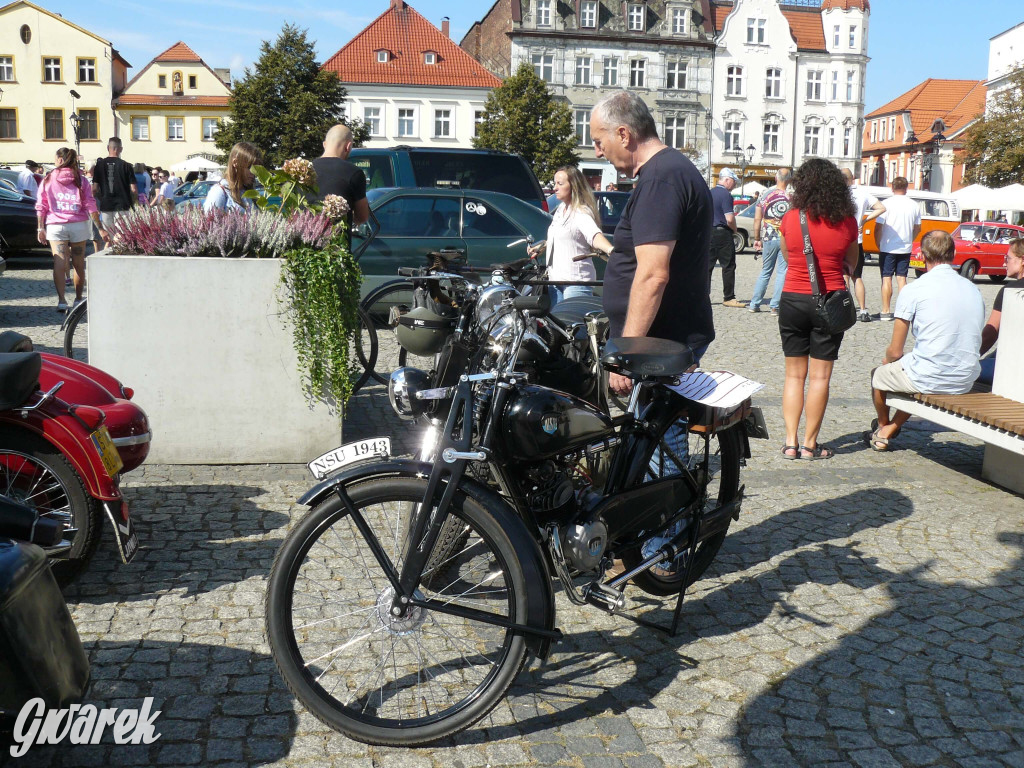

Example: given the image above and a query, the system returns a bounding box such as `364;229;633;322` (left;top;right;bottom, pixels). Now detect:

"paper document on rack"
666;371;764;409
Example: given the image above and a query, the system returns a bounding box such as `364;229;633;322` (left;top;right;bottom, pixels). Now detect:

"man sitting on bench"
866;230;986;451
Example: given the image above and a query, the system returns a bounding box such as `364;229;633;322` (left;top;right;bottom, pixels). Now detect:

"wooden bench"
885;288;1024;495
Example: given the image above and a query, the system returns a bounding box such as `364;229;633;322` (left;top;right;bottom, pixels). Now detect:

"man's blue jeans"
750;237;787;310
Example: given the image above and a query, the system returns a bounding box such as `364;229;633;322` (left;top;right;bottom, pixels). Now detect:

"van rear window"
352;156;395;189
409;154;540;202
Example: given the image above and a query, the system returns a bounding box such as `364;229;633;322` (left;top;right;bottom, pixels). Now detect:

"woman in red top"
777;158;858;460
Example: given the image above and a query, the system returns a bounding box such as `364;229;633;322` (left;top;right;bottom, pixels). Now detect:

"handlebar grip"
573;250;608;262
512;294;551;315
397;267;419;277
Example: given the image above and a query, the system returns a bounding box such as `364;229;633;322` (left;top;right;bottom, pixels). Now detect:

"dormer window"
424;51;437;65
580;1;597;28
627;4;645;31
376;50;389;63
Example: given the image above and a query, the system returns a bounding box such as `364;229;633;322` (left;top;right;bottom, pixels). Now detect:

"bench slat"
904;392;1024;436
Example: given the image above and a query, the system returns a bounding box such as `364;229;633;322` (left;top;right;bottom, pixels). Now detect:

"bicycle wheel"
349;305;377;396
360;281;416;385
62;300;89;360
622;424;742;596
266;476;530;746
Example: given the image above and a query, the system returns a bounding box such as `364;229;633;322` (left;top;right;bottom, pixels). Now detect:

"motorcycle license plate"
307;437;391;480
92;426;124;477
909;259;925;270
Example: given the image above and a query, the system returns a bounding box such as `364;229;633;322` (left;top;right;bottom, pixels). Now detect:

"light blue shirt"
895;264;985;394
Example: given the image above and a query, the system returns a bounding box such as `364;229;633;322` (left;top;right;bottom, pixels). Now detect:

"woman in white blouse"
530;166;613;305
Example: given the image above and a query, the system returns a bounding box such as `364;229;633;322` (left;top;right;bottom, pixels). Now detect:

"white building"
709;0;869;185
986;21;1024;110
322;0;500;150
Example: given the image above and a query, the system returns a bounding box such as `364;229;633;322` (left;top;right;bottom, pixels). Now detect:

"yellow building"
0;0;129;167
114;42;231;169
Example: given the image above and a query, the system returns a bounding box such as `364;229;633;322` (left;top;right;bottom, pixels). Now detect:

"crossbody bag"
799;210;857;335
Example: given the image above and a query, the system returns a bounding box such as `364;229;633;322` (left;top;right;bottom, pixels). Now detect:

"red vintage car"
910;221;1024;281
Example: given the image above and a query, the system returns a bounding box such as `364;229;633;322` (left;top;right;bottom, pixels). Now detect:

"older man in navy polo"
708;168;746;308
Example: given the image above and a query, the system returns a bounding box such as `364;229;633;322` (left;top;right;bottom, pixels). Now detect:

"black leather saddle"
0;353;42;410
0;332;33;354
601;337;695;378
551;295;605;327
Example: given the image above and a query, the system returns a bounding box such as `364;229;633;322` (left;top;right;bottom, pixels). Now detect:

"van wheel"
990;275;1006;283
960;260;978;281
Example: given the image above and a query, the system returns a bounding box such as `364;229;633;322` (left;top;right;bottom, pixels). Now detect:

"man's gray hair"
592;91;658;142
777;168;793;185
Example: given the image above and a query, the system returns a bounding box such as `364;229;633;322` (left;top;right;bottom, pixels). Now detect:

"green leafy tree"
473;63;579;183
958;67;1024;187
216;24;369;167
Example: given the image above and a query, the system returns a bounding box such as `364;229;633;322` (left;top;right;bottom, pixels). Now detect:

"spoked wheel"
622;424;742;596
62;299;89;360
266;476;529;746
360;281;416;385
0;427;103;586
349;306;378;396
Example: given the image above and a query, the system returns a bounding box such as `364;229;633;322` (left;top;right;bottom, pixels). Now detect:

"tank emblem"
541;415;559;434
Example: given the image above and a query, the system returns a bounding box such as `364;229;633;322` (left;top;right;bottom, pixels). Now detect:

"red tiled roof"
710;2;828;52
866;79;987;145
322;0;501;88
155;41;202;63
821;0;869;10
114;94;229;107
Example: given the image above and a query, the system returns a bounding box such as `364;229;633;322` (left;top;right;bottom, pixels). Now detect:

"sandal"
781;445;800;460
869;418;901;439
799;445;834;460
863;428;889;452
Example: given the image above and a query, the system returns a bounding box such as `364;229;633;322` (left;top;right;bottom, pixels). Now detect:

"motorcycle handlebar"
572;250;608;263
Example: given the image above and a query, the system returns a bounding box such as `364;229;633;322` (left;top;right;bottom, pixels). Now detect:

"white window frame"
870;121;876;143
666;60;687;90
806;70;823;101
831;70;839;101
765;67;782;99
672;7;689;35
397;107;416;138
889;117;896;141
627;4;645;31
202;118;219;141
575;56;592;86
580;0;597;28
77;57;96;83
843;126;852;157
424;52;437;65
763;122;780;155
167;117;184;141
804;125;821;156
846;71;855;102
602;57;618;87
433;108;452;138
833;25;840;47
727;65;745;97
574;108;591;146
474;110;485;138
537;0;552;27
724;121;741;152
532;52;553;82
364;105;383;137
747;18;766;44
376;50;388;63
43;57;61;82
665;115;687;149
629;59;646;88
0;56;13;81
828;126;836;156
131;116;149;141
849;25;857;48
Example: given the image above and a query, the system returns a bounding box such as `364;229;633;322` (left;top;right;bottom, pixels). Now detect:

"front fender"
298;458;559;659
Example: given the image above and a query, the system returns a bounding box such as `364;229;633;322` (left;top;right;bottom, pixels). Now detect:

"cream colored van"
859;186;961;257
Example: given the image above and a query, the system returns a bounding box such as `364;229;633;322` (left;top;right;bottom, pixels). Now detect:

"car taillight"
71;405;106;431
541;199;549;213
121;386;134;400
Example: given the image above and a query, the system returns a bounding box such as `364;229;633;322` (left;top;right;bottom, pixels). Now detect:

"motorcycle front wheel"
266;476;530;746
622;424;742;596
0;426;104;586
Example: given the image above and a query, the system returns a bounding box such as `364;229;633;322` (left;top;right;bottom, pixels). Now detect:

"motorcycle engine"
523;460;575;519
560;514;608;572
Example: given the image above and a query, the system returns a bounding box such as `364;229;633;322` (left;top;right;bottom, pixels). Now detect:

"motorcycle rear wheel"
622;424;742;596
266;476;529;746
0;427;103;586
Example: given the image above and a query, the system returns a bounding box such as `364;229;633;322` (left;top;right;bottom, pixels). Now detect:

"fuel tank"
500;385;613;461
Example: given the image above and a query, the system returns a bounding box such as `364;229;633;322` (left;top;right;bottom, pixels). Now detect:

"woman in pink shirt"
35;147;108;311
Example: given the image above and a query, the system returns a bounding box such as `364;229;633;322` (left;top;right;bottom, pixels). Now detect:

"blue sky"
41;0;1015;110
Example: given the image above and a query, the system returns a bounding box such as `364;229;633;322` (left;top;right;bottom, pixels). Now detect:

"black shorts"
778;292;844;361
852;243;865;279
880;251;911;278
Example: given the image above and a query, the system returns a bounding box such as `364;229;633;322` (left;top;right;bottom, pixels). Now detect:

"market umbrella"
170;156;224;174
951;183;999;210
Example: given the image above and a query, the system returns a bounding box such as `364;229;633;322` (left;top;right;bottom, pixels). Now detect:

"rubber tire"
990;274;1006;284
733;231;746;253
914;269;925;278
350;305;377;396
266;476;529;746
960;260;979;281
0;426;104;586
360;280;417;385
62;299;88;360
621;425;743;597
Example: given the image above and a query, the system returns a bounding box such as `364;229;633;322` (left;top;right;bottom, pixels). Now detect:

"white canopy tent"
951;183;1000;210
993;183;1024;211
169;156;225;174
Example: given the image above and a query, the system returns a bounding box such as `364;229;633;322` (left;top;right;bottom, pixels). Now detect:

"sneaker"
72;297;85;309
880;313;894;322
748;304;761;313
56;301;69;312
769;308;779;316
65;277;74;287
722;298;747;308
858;310;871;323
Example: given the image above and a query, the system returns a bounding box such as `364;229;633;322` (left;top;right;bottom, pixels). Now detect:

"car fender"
299;458;558;658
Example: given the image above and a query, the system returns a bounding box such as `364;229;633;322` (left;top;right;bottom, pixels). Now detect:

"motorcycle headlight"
476;284;517;328
388;367;431;420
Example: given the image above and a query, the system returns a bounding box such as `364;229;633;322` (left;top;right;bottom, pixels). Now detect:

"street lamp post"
68;89;82;159
733;143;756;197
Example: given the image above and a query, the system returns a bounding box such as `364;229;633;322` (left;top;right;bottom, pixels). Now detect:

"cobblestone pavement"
1;255;1022;767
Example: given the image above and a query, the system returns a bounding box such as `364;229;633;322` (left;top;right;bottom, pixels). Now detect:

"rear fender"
298;458;559;659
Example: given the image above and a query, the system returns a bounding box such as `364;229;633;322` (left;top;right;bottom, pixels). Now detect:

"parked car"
349;147;548;211
174;180;217;208
352;187;552;293
0;185;38;253
594;191;630;235
909;221;1024;281
733;201;756;253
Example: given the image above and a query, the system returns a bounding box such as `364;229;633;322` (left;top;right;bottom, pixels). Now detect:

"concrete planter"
87;254;341;464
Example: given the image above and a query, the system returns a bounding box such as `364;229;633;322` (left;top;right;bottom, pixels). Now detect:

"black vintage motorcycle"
267;284;767;746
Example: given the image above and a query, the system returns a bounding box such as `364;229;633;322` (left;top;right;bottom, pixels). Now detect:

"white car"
733;202;756;253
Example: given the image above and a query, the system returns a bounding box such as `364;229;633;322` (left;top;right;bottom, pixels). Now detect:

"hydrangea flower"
322;194;351;221
281;157;316;187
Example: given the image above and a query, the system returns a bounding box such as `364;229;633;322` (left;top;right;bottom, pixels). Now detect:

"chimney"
442;16;450;37
390;0;404;9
